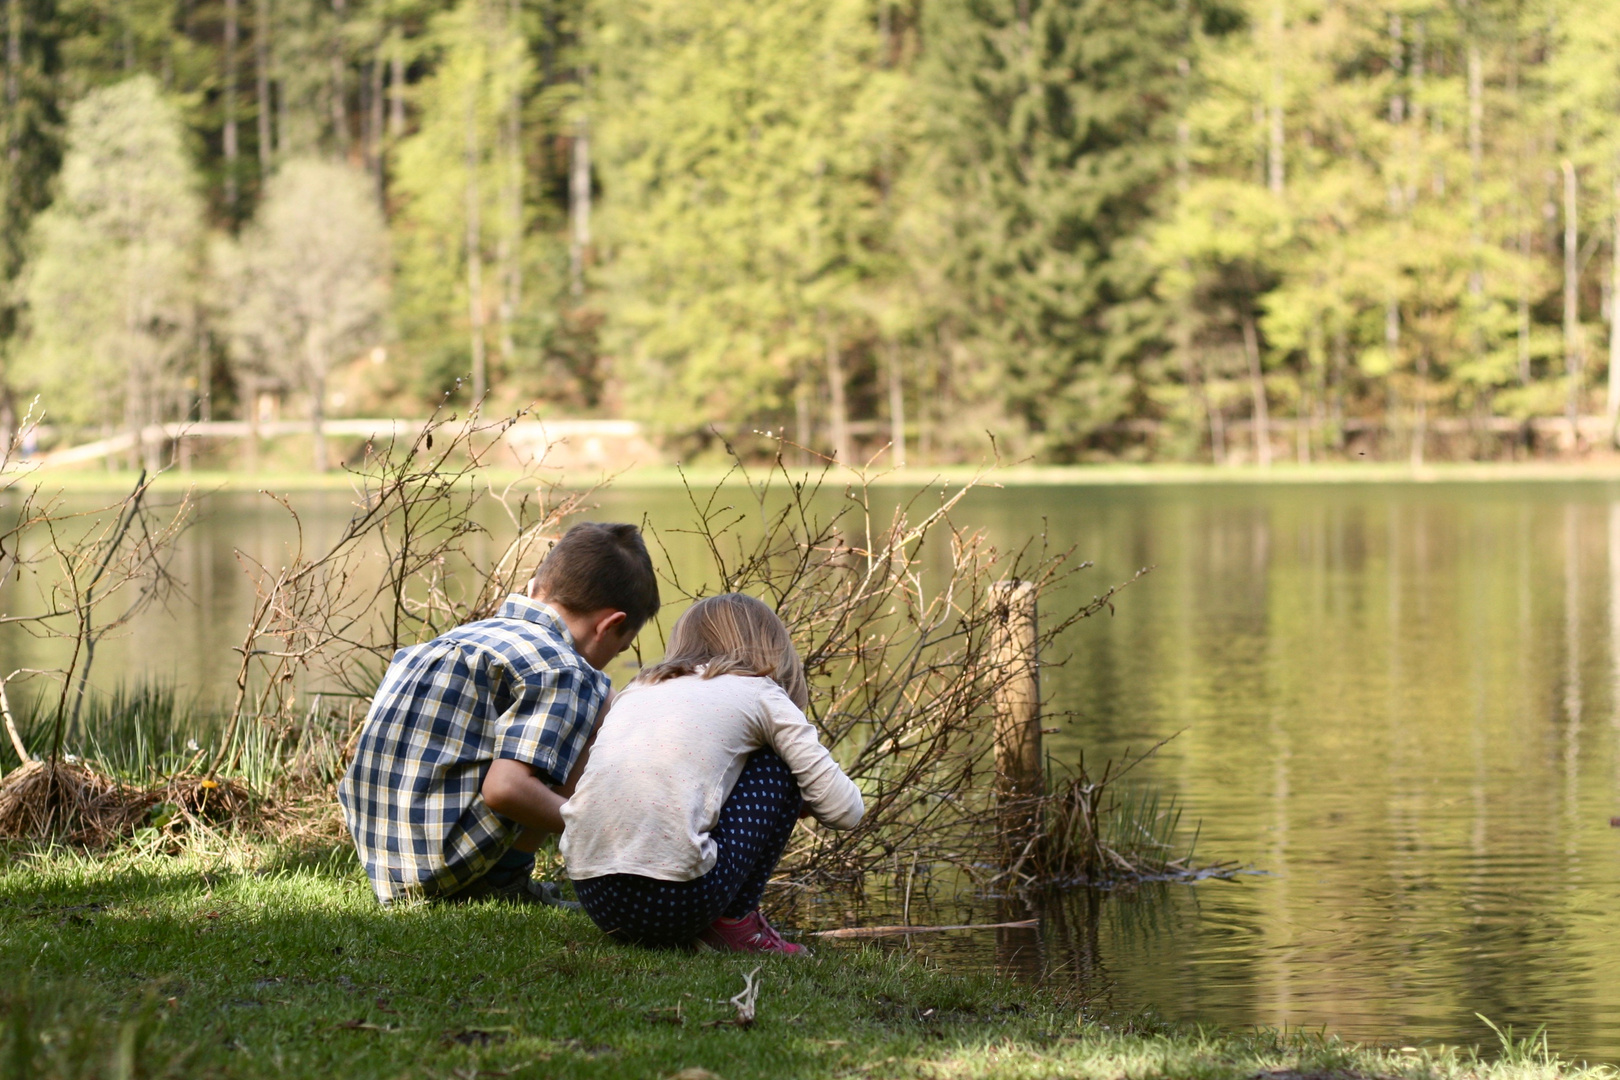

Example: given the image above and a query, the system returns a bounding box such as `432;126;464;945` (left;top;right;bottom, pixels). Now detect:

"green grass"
1;839;1613;1080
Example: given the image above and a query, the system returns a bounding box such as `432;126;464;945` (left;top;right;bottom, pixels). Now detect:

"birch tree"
223;157;389;471
19;75;202;467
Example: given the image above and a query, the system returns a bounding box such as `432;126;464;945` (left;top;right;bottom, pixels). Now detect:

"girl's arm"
758;685;864;829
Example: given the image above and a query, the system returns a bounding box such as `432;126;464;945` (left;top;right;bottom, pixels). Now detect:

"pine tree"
920;0;1192;459
592;0;892;449
1;0;62;428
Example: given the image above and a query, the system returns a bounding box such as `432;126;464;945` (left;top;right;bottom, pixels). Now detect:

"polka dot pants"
572;750;803;948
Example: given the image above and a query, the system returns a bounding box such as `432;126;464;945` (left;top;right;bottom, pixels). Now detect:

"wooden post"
990;580;1041;800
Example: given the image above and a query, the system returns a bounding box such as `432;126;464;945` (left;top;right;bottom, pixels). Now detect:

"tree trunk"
465;92;486;404
245;375;260;473
1330;324;1346;450
123;301;141;472
255;0;272;168
826;323;852;465
311;372;327;472
1266;0;1283;196
1610;166;1620;440
1564;158;1582;444
364;49;382;184
1467;36;1483;329
498;0;521;370
1411;348;1428;468
329;0;347;150
5;0;19;164
1241;309;1271;467
388;36;405;138
307;331;328;472
569;112;590;299
1518;223;1532;384
794;367;811;467
142;380;160;472
887;339;906;467
1385;295;1402;454
224;0;239;214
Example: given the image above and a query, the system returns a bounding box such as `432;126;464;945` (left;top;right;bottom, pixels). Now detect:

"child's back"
338;522;659;904
561;671;863;882
560;593;863;954
341;595;608;901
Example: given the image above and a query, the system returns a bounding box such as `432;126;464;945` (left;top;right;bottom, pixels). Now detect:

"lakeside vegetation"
3;426;1619;1072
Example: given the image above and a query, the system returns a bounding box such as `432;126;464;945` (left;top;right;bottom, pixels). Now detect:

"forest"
4;0;1620;465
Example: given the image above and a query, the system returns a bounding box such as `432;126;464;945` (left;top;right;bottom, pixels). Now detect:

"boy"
338;522;660;904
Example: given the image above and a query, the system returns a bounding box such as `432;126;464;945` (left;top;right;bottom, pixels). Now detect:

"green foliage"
921;0;1196;457
14;0;1620;460
17;75;203;439
220;157;389;466
0;0;62;385
393;0;533;406
594;0;897;437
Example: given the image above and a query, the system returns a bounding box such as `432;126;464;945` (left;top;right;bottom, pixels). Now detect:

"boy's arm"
482;691;613;838
482;759;567;835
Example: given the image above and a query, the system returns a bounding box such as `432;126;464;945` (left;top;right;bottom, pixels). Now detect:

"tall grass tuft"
0;681;350;845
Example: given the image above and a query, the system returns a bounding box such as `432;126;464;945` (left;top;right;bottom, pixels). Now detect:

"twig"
0;676;30;766
810;920;1038;939
727;967;762;1028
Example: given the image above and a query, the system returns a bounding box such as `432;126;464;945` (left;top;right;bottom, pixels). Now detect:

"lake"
3;477;1618;1062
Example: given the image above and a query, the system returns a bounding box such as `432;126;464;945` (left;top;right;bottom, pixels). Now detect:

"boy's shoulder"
439;594;601;682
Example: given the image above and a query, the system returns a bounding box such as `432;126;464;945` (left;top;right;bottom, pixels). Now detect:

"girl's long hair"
635;593;809;709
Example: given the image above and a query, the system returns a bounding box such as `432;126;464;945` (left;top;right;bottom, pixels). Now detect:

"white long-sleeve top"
560;672;864;882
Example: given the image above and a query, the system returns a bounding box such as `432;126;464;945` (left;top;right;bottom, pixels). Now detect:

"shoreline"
11;458;1620;494
2;838;1613;1079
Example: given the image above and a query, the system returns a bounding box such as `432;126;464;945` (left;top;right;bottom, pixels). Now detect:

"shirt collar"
496;593;576;648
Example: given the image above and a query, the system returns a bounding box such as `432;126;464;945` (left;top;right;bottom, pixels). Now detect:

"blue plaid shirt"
338;595;610;902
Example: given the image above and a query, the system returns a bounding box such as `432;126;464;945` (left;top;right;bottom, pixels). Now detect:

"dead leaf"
668;1070;724;1080
335;1019;406;1033
445;1028;510;1047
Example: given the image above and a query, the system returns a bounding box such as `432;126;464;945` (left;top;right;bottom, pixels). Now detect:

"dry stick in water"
811;919;1039;939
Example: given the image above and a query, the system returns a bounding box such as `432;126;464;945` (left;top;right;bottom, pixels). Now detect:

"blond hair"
635;593;808;709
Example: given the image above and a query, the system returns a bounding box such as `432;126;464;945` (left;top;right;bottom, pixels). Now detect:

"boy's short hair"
533;522;660;631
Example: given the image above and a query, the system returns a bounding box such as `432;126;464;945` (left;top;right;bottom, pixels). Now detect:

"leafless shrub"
208;403;598;777
0;407;194;840
640;438;1151;894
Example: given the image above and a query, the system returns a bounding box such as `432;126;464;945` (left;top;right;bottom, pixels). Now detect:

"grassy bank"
16;458;1620;495
1;839;1611;1080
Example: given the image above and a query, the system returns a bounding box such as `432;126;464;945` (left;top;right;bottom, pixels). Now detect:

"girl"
560;593;863;953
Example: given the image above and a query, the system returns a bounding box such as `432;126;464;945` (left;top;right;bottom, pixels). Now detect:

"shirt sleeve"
755;683;865;830
491;657;609;785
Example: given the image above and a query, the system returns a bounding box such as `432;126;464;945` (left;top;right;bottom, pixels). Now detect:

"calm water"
3;480;1618;1060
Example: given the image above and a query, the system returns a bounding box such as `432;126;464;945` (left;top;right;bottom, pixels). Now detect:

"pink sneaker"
697;910;809;956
